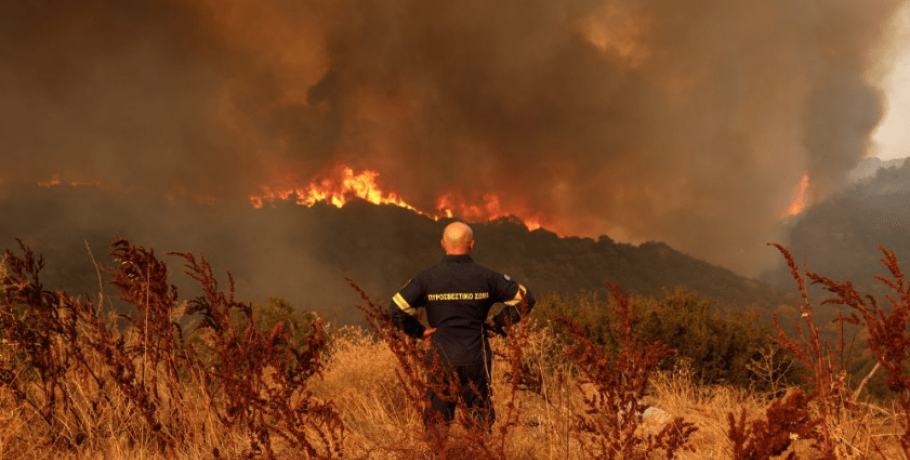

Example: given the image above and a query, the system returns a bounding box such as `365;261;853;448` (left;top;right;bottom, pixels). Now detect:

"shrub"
637;287;801;390
178;249;343;458
228;295;321;352
0;239;342;458
0;240;101;448
775;243;910;457
556;284;697;460
534;286;799;390
727;388;822;460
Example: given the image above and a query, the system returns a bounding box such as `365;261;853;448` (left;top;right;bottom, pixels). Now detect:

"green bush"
229;295;320;351
532;286;800;391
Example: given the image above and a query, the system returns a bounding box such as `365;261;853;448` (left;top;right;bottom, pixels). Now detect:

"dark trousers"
425;356;495;432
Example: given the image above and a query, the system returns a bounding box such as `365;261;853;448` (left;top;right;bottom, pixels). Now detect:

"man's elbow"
524;289;536;308
519;288;536;314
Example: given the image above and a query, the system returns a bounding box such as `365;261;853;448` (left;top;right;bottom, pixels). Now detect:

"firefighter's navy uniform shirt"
390;254;535;366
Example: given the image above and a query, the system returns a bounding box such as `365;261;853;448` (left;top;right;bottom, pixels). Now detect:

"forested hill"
0;183;786;323
762;158;910;297
299;201;789;315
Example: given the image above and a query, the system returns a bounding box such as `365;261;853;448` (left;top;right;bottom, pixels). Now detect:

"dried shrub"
767;243;910;459
556;283;696;460
492;296;537;457
0;240;98;447
727;388;822;460
794;245;910;457
768;243;853;459
175;249;343;459
85;238;188;449
0;239;342;459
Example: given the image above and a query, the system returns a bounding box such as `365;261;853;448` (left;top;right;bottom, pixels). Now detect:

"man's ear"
469;240;475;251
440;239;447;252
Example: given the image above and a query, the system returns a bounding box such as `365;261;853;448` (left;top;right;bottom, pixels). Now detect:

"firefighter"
390;221;535;437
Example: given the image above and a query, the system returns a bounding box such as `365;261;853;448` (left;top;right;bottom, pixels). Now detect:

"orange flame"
37;174;102;188
435;193;542;231
251;167;422;212
251;167;544;231
787;172;810;216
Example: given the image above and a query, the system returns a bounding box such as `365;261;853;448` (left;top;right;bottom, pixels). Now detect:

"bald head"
441;222;475;255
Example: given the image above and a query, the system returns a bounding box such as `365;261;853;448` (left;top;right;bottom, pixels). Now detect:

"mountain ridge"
762;157;910;297
0;183;788;323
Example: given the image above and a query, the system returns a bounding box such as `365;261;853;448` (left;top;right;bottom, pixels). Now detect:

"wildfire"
436;193;542;231
786;172;810;216
250;168;421;211
37;174;102;188
250;167;544;231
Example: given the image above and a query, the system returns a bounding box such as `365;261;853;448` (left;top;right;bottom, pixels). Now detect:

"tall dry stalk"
768;243;851;459
766;243;910;459
556;283;696;460
1;239;343;459
804;246;910;457
0;240;108;448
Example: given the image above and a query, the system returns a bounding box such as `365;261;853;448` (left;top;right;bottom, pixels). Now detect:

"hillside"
0;183;786;323
764;158;910;297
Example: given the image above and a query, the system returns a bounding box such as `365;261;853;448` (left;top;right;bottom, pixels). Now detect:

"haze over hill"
763;157;910;296
0;183;785;323
847;156;909;182
5;154;907;325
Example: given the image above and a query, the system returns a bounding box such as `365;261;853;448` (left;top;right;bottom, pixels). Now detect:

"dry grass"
3;240;910;459
308;325;906;460
2;322;909;459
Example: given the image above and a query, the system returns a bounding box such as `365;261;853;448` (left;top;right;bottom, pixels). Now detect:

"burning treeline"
0;0;904;274
249;166;545;231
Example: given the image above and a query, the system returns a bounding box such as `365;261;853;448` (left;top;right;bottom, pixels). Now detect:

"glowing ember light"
787;172;810;216
37;174;62;187
37;174;102;188
251;167;546;232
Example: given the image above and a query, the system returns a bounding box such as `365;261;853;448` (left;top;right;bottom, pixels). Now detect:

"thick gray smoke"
0;0;903;274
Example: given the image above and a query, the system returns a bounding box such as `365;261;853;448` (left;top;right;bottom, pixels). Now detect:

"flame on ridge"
37;174;102;188
435;193;542;231
250;167;543;231
786;172;810;216
250;168;420;211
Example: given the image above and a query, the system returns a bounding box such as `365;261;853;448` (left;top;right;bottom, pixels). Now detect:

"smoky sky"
0;0;903;275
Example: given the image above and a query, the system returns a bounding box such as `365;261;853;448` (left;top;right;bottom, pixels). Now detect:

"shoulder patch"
503;274;511;281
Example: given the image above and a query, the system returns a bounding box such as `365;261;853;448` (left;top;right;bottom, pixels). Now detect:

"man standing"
390;221;535;434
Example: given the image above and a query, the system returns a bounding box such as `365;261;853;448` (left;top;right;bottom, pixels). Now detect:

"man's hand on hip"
422;328;436;348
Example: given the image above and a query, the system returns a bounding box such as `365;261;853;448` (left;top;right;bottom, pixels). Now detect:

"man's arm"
389;282;428;340
490;276;536;333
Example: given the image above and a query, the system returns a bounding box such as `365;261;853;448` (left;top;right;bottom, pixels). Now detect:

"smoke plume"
0;0;903;274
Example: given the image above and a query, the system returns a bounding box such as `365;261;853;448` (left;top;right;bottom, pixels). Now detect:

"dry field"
2;240;910;459
1;323;907;460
